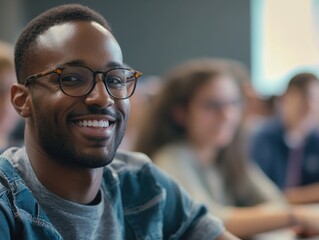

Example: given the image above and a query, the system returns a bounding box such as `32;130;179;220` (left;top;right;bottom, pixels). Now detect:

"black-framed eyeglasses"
24;64;142;100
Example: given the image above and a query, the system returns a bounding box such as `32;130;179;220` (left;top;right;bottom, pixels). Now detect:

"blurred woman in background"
134;58;319;239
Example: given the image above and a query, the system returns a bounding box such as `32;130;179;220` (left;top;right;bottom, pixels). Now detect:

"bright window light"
251;0;319;96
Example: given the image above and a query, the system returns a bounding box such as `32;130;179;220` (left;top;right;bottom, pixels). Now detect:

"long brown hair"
134;58;252;198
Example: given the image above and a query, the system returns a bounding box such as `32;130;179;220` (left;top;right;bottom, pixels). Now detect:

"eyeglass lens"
59;66;136;99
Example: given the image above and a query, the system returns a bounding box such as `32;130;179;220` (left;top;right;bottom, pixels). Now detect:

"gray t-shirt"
4;148;122;240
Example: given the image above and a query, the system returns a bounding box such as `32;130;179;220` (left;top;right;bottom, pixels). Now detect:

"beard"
33;107;127;169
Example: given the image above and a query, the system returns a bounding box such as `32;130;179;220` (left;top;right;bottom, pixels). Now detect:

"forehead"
194;75;240;99
29;21;123;74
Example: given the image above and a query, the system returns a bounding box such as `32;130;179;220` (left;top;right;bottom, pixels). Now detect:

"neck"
25;141;103;205
190;140;217;166
284;117;313;146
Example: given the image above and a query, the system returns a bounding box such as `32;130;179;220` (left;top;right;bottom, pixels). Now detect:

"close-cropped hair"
286;72;319;94
14;3;111;84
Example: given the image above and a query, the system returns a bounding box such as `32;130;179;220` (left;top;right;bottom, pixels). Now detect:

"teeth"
99;120;109;127
76;120;110;128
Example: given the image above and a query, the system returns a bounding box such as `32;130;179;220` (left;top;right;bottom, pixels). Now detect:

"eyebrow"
62;60;124;69
107;62;123;69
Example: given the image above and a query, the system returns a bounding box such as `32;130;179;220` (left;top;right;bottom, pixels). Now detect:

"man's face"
24;21;129;168
281;81;319;130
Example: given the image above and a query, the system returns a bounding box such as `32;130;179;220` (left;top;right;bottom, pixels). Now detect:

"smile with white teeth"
76;120;110;128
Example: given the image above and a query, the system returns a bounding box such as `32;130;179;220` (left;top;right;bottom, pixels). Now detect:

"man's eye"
126;75;135;83
61;75;85;86
107;76;124;88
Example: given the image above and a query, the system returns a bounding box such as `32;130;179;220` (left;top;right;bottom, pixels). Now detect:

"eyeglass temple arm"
134;71;142;78
24;69;63;85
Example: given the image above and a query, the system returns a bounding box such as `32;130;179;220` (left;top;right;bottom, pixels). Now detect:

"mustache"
70;105;120;119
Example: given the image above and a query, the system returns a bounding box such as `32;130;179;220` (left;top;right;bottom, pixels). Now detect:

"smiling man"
0;4;237;240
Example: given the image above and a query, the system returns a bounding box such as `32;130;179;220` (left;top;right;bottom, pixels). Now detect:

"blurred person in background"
0;41;21;152
250;73;319;204
243;87;276;137
134;58;319;239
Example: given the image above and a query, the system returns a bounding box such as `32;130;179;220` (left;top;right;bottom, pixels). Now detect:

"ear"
11;83;32;118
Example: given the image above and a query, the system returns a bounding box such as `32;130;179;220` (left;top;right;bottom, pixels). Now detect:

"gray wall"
0;0;251;76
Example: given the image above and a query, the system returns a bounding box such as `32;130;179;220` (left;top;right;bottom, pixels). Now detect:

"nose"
84;73;114;107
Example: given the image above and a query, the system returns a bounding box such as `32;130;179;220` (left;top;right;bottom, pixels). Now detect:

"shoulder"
153;142;194;164
0;149;37;222
111;150;152;173
108;151;185;220
307;130;319;142
0;148;23;186
109;152;225;239
109;150;173;189
108;150;193;205
251;117;284;143
258;117;283;133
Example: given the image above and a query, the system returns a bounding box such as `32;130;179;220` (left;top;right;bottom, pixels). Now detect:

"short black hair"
287;72;318;94
14;3;111;84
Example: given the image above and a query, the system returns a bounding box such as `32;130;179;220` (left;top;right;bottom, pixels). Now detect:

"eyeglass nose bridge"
89;71;111;96
93;71;106;84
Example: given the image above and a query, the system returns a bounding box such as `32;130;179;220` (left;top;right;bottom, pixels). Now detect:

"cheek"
285;95;304;114
117;99;130;119
32;92;71;124
185;109;219;136
231;108;243;125
191;108;241;142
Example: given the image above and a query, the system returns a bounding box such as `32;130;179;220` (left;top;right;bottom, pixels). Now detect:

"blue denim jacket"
0;149;224;239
